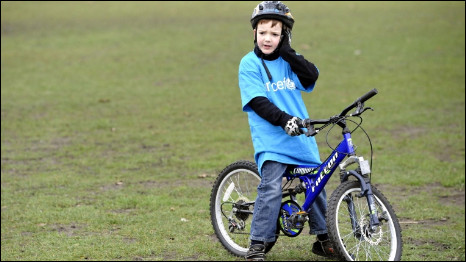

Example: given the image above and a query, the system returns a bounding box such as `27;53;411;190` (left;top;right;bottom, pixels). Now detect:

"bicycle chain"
229;231;288;237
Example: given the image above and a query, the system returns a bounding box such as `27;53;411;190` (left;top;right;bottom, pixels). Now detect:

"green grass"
2;1;465;261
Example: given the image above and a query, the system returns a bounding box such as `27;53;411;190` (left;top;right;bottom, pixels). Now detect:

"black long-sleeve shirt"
248;96;292;129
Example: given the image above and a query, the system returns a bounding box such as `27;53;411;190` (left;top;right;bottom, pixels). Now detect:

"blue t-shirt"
238;51;322;175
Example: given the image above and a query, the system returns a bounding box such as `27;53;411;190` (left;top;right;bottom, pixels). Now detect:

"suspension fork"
341;170;380;232
343;194;360;237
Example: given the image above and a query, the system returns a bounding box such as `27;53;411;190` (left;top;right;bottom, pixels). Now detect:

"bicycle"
209;89;403;261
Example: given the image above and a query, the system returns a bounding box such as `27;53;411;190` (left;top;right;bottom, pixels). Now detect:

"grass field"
1;1;465;261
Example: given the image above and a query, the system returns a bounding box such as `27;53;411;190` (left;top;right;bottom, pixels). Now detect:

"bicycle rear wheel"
327;181;402;261
209;160;260;257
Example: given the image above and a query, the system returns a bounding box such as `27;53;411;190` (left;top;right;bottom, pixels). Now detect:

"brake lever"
354;102;364;114
351;107;374;117
305;124;317;137
301;119;317;137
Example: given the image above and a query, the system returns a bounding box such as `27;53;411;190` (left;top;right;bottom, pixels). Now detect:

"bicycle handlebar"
339;88;378;117
300;89;378;136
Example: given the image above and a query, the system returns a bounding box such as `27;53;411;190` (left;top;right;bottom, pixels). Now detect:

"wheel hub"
234;197;250;221
359;216;383;246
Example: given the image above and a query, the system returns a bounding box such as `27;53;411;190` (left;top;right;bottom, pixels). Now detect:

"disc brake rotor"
359;216;383;246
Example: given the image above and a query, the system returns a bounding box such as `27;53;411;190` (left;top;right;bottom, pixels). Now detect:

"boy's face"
254;20;283;55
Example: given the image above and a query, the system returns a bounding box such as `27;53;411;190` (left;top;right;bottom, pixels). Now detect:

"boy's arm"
279;33;319;87
249;96;303;136
248;96;292;128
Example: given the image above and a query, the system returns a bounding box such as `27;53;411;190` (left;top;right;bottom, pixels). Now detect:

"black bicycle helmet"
250;1;294;30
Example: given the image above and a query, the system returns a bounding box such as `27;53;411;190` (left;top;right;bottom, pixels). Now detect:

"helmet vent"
250;1;295;30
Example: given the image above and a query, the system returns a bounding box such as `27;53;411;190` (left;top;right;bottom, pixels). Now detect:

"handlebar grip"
359;88;378;104
339;88;378;117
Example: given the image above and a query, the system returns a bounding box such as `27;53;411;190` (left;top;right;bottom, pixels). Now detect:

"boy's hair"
257;19;289;33
257;19;282;28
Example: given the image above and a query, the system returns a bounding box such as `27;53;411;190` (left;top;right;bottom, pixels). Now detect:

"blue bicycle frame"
285;132;353;211
284;132;381;231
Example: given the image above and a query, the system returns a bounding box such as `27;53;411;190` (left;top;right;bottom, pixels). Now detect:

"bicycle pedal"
294;211;308;229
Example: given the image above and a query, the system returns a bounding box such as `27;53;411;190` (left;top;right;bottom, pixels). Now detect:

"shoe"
245;243;266;261
264;240;276;254
312;237;336;258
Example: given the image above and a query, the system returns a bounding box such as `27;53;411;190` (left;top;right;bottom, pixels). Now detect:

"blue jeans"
250;161;328;243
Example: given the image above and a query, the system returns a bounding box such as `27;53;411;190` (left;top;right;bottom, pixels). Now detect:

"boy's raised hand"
278;29;319;87
279;29;296;61
284;29;292;46
280;30;291;47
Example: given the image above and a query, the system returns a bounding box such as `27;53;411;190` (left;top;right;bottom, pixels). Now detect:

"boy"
238;1;335;261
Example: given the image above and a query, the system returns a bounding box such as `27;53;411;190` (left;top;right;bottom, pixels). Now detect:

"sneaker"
312;237;336;258
245;244;266;261
264;240;276;254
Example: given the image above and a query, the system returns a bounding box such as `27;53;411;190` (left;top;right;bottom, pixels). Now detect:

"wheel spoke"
329;181;402;261
210;162;261;257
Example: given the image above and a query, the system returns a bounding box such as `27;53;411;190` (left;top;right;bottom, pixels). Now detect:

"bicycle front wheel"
209;160;260;257
327;181;402;261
